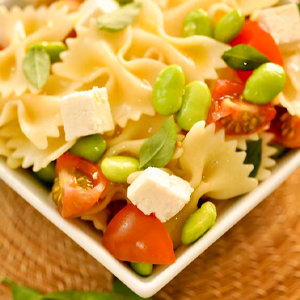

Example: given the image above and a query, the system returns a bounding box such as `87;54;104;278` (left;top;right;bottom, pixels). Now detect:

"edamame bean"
29;42;67;63
34;161;56;185
101;156;139;183
183;9;213;38
214;9;245;43
69;134;106;163
130;262;153;276
243;63;286;104
181;201;217;245
177;81;212;131
152;65;185;116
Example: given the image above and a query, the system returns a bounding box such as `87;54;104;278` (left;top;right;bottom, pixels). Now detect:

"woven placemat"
1;168;300;300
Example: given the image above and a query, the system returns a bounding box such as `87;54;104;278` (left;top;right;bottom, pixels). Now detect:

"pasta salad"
1;0;300;276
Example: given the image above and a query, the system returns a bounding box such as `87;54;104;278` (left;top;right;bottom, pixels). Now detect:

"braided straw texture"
1;168;300;300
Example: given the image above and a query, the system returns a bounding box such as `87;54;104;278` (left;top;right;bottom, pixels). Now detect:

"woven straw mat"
0;168;300;300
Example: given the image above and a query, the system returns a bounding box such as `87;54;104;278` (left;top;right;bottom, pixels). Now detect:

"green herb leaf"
22;47;51;89
222;44;270;71
41;290;129;300
270;143;287;159
139;116;177;169
298;3;300;13
113;278;154;300
244;139;262;178
97;3;141;32
2;278;41;300
117;0;133;5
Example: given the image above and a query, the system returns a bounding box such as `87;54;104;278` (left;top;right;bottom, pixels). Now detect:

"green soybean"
130;262;153;277
101;156;139;183
69;134;106;163
28;41;67;63
152;65;185;116
34;161;56;185
214;9;245;43
243;62;286;104
181;201;217;245
183;9;213;38
177;81;212;131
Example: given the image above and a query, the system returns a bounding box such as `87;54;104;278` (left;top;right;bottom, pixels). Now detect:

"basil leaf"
222;44;270;71
139;116;177;169
2;278;41;300
244;139;262;178
41;290;129;300
298;3;300;13
97;3;141;32
113;278;154;300
117;0;133;5
22;47;51;89
270;143;287;159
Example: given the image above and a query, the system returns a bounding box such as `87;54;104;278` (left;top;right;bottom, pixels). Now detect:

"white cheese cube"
258;4;300;50
61;87;114;141
77;0;118;27
127;167;194;223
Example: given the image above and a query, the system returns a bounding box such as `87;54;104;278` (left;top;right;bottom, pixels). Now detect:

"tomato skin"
207;80;276;135
54;153;107;218
102;204;176;265
269;106;300;148
230;21;283;82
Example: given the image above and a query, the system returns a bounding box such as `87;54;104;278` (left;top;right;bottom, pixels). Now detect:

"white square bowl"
1;150;300;298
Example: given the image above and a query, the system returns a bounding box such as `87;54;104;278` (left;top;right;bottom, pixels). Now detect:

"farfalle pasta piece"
256;132;277;181
0;122;75;171
0;4;75;98
0;94;63;149
274;52;300;118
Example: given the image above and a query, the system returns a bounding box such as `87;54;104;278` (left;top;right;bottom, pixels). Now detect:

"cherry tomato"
52;153;107;218
268;106;300;148
230;21;283;82
207;79;276;135
102;204;176;265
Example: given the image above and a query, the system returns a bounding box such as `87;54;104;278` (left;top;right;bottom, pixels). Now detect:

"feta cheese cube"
61;87;114;141
77;0;118;27
258;4;300;50
127;167;194;223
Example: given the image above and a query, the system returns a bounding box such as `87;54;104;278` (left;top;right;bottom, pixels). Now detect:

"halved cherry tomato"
268;106;300;148
52;153;107;218
230;21;283;82
207;79;276;135
102;204;175;265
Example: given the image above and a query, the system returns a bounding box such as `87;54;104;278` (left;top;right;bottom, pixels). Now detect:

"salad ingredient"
257;4;300;50
243;63;286;104
152;65;185;116
2;278;40;300
101;156;139;183
61;87;114;141
182;9;213;37
127;167;194;223
102;204;175;264
269;106;300;148
270;143;286;159
69;134;106;163
117;0;133;5
130;262;153;277
78;0;118;26
213;9;245;43
139;116;177;169
207;80;277;135
231;21;283;82
243;139;262;178
181;201;217;245
28;42;67;63
34;161;56;185
177;81;212;131
22;47;51;90
97;2;141;32
52;153;107;218
221;44;270;71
